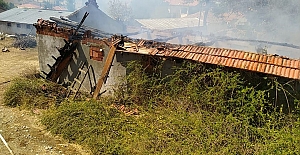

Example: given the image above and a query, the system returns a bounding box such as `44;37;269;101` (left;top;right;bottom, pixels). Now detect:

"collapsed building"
32;0;300;100
34;13;300;100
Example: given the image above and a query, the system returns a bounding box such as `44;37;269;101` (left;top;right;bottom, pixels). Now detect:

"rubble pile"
12;35;37;49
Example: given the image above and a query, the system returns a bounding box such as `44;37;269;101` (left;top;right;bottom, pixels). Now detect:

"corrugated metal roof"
0;8;72;24
136;18;203;30
120;40;300;80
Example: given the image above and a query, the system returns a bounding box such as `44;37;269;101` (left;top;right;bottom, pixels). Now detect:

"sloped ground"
0;38;90;155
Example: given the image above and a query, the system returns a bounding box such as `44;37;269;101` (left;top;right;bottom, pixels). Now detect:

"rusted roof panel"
285;68;291;78
150;49;159;55
137;40;145;47
118;40;300;79
185;52;195;59
295;70;300;79
192;54;201;61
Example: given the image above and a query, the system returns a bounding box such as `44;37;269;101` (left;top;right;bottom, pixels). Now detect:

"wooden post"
92;45;117;99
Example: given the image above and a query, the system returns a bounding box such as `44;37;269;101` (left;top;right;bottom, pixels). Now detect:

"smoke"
211;0;300;57
51;0;300;58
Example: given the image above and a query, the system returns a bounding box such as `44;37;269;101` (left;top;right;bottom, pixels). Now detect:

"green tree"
0;0;15;10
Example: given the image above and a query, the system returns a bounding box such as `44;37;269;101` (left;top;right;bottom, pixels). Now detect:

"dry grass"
41;61;300;154
0;37;38;52
0;37;39;83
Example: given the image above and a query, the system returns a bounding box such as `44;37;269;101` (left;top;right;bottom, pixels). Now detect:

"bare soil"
0;38;91;155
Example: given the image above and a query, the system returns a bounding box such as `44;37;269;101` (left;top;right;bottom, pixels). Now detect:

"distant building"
165;0;199;18
134;18;203;42
52;6;67;11
18;3;41;9
0;8;72;35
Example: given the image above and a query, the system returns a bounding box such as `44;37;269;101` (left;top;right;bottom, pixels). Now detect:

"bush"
40;60;300;154
42;101;300;154
4;77;66;109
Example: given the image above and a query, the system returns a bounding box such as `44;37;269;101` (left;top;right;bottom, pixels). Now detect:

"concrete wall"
36;33;183;96
0;21;35;35
36;34;143;95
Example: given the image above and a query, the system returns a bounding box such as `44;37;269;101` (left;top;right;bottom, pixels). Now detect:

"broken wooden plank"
92;46;117;99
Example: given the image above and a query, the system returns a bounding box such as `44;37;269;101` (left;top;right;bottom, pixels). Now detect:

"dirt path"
0;38;90;155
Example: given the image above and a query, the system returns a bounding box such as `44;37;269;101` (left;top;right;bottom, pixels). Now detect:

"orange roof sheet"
122;41;300;80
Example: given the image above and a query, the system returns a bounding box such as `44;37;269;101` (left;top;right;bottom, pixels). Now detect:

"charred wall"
36;33;140;95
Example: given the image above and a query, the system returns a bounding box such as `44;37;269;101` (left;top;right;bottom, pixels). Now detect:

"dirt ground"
0;38;91;155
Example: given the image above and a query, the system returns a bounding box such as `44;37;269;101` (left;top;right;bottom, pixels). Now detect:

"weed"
4;76;66;109
40;60;300;154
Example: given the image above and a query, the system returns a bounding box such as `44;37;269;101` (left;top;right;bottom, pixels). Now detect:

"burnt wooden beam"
48;42;78;82
92;45;117;99
46;13;89;82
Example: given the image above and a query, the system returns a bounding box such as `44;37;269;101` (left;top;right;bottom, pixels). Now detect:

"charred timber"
46;12;89;82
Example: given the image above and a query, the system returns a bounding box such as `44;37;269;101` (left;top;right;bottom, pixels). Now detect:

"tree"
108;0;132;21
0;0;15;10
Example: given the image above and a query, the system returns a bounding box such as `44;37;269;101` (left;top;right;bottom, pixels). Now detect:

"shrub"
4;77;66;109
41;60;300;154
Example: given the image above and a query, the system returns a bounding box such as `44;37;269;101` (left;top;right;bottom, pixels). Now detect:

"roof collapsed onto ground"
34;19;300;80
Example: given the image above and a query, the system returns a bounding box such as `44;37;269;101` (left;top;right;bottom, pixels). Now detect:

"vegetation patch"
4;61;300;154
4;72;66;109
39;60;300;154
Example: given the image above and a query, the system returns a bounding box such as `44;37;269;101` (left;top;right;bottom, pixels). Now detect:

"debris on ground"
2;47;10;52
12;35;37;49
0;33;5;40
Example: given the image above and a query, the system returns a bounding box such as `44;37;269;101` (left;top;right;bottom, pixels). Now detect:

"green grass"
4;60;300;154
42;100;300;154
3;76;66;109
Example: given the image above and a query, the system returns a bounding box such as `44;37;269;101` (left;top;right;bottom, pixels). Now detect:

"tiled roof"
119;41;300;80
